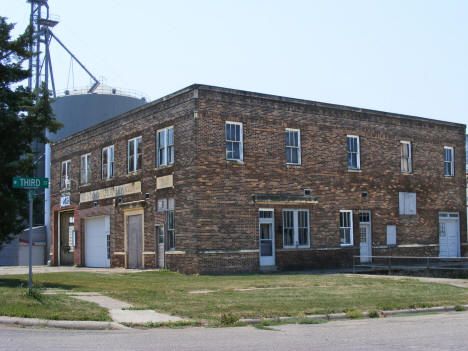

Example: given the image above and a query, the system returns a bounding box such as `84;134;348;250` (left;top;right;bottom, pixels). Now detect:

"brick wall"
50;84;466;274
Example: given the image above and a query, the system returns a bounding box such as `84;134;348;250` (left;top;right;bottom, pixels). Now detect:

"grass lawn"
1;271;468;322
0;282;110;321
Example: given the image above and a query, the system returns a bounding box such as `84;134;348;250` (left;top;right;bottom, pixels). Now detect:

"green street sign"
12;177;49;189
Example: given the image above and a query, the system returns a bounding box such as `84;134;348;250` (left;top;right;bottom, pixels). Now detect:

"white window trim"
282;209;310;249
128;136;142;173
80;153;91;185
400;141;412;173
346;135;360;170
444;146;454;177
340;210;354;246
61;159;71;189
225;121;244;162
102;145;114;180
285;128;301;165
156;126;174;167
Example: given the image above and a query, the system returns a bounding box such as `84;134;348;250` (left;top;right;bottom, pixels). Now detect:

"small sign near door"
60;195;70;207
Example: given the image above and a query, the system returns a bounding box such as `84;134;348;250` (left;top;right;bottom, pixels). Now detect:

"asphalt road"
1;312;467;351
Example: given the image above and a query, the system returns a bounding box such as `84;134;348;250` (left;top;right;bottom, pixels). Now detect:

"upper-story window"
286;129;301;165
400;141;412;173
128;136;142;173
80;153;91;185
61;160;71;189
444;146;454;177
339;210;353;246
102;145;114;179
156;127;174;167
225;121;243;162
347;135;360;170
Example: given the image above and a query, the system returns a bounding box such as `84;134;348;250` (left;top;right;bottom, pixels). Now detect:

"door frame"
123;207;144;268
359;210;372;263
438;212;460;258
259;208;275;266
57;210;75;266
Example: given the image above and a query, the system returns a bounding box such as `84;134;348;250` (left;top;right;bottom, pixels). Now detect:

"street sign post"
12;177;49;294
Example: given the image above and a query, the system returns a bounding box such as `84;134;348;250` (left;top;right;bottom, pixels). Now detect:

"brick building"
49;85;467;274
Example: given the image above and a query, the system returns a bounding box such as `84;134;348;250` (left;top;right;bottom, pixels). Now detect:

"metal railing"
353;255;468;274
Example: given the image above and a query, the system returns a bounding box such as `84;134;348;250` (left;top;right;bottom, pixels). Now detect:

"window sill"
282;246;310;250
444;175;454;178
286;164;301;168
340;244;353;247
126;170;142;176
401;172;413;176
226;160;244;165
347;169;361;173
155;164;174;170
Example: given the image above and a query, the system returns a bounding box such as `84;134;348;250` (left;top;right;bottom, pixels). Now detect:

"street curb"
239;304;468;325
0;316;128;330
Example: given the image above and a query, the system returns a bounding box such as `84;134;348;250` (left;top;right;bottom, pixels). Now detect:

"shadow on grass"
0;278;80;291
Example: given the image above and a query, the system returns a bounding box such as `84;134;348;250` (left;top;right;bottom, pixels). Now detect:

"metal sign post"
12;177;49;295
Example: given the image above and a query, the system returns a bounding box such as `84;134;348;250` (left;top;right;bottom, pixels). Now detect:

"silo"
50;85;147;141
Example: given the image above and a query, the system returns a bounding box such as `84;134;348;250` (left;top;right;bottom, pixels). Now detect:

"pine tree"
0;17;61;248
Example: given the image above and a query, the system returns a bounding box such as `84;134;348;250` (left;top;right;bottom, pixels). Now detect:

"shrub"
346;309;363;319
455;305;466;312
368;310;379;318
219;313;239;326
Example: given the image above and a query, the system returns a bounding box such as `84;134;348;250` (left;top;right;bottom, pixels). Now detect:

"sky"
5;0;468;125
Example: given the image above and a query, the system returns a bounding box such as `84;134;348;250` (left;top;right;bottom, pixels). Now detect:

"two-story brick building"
49;84;467;274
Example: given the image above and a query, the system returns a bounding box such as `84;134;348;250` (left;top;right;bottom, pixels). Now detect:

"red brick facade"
50;85;467;274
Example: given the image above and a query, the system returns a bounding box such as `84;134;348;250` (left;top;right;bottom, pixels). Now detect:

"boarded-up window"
399;192;416;215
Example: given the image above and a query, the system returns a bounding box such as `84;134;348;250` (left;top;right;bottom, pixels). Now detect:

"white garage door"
439;213;460;258
85;216;110;268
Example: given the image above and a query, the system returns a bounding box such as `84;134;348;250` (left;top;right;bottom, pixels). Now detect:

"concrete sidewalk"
44;290;186;325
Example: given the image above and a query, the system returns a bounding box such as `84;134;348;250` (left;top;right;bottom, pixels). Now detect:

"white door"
439;213;460;258
359;211;372;263
85;216;110;268
259;209;275;266
359;224;372;263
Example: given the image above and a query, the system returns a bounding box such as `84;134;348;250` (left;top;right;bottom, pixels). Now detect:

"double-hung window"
156;127;174;167
347;135;360;170
167;198;175;251
225;121;243;161
157;198;175;250
339;210;353;246
400;141;412;173
61;160;71;189
80;153;91;185
282;210;309;248
102;145;114;179
444;146;454;177
128;136;142;173
285;129;301;165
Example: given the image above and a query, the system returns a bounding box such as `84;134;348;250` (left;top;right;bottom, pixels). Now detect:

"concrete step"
260;265;278;273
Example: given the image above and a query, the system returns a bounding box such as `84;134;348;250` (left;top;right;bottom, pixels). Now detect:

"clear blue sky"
5;0;468;125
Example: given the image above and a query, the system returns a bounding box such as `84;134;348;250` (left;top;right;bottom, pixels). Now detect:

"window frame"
101;145;114;180
443;146;454;177
61;159;71;189
285;128;301;165
80;153;91;185
156;126;174;168
346;135;360;170
400;141;412;173
339;210;354;246
225;121;244;162
128;136;142;173
282;209;310;249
